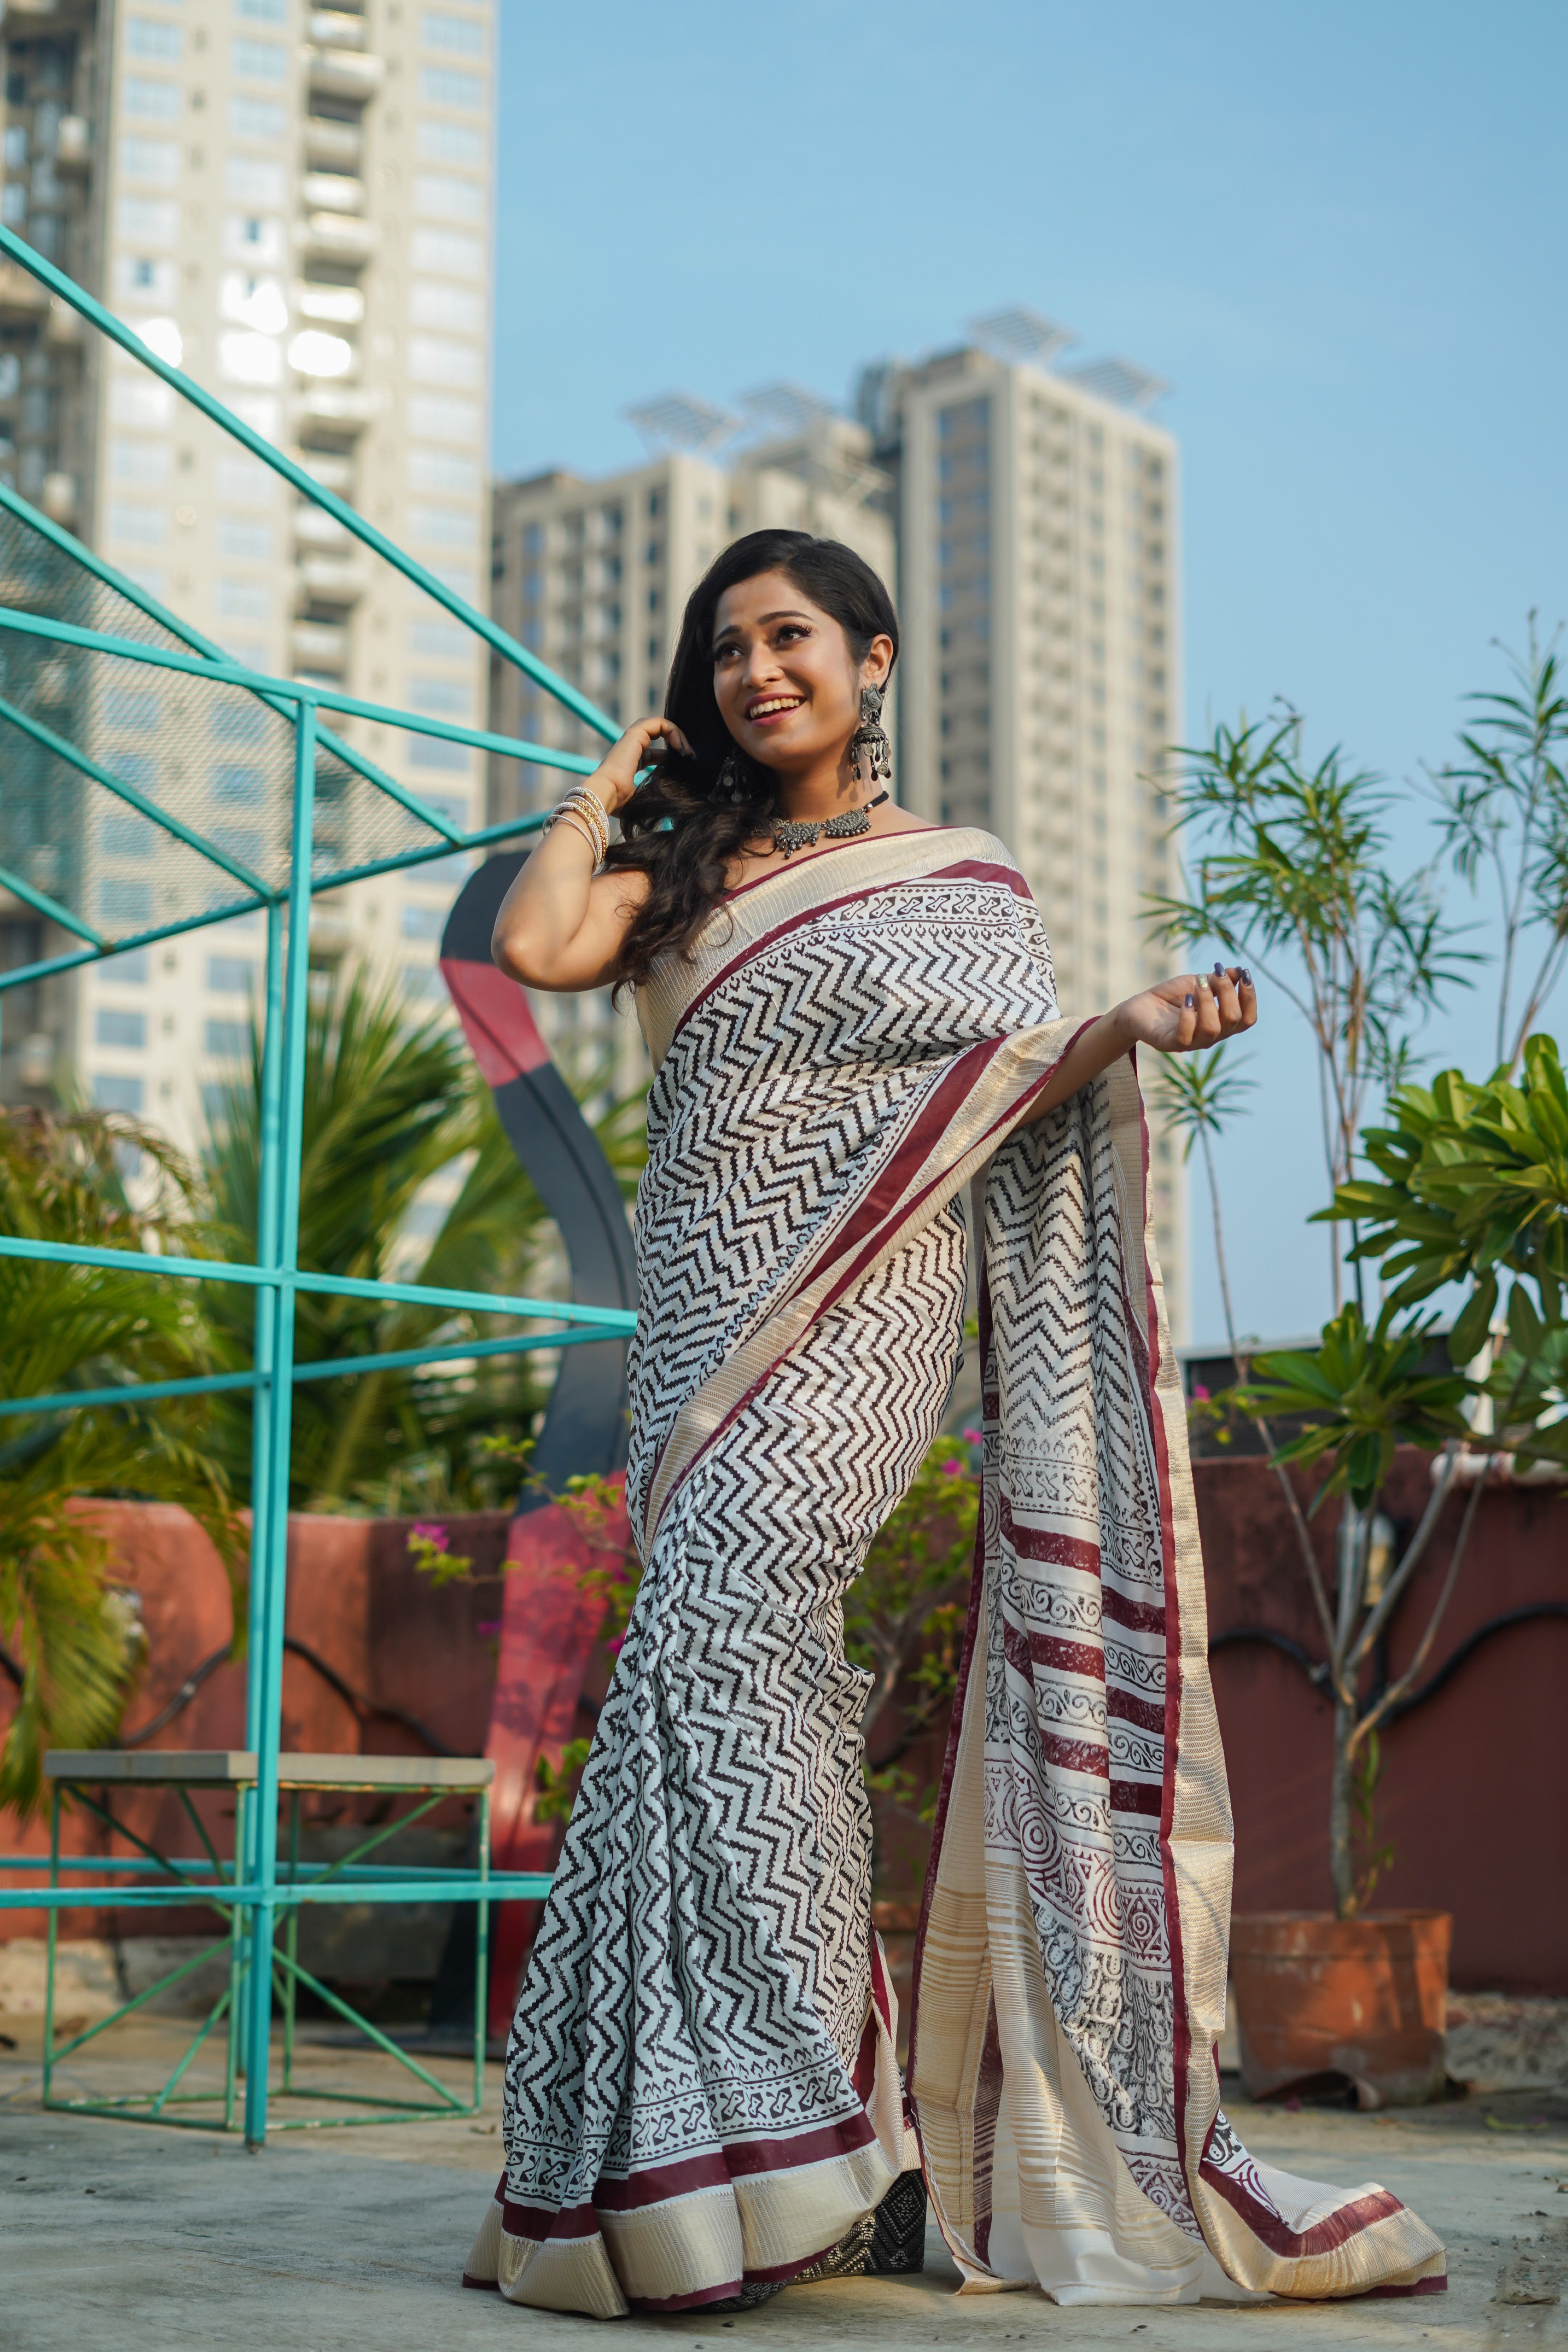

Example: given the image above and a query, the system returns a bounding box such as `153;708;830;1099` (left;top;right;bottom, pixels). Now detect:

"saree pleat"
464;828;1444;2314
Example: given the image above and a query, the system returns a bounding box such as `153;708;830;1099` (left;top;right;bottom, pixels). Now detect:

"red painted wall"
0;1502;512;1942
1198;1453;1567;1993
4;1459;1563;1990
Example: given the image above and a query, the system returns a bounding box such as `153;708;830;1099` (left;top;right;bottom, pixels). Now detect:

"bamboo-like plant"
1237;1307;1481;1917
0;1109;243;1814
1146;708;1474;1306
200;962;555;1513
1430;620;1568;1075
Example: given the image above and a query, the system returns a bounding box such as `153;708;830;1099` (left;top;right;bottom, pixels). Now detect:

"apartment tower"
487;401;896;1095
867;313;1187;1333
0;0;494;1143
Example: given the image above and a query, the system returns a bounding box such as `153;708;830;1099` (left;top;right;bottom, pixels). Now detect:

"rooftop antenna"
622;392;739;456
736;381;837;439
1059;355;1171;413
967;305;1078;369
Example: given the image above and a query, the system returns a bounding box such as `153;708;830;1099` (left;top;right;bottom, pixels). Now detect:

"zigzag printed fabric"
462;830;1446;2316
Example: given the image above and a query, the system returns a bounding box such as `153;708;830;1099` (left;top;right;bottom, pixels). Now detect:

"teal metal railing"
0;236;637;2141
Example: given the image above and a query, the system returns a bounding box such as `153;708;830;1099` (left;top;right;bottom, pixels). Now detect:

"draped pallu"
463;829;1445;2316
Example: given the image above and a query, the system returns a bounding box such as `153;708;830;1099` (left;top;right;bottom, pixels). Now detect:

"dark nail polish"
1241;969;1252;985
1184;993;1194;1008
1213;962;1224;977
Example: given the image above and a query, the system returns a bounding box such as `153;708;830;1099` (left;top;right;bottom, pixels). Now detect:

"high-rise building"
865;318;1187;1335
487;406;896;1095
0;0;494;1145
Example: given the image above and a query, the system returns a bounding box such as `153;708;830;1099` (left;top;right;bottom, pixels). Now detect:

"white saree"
463;828;1445;2316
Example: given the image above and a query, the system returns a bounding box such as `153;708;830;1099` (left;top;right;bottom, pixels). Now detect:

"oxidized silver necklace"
771;790;889;859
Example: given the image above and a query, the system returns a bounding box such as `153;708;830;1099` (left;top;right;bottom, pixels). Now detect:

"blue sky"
489;0;1568;1344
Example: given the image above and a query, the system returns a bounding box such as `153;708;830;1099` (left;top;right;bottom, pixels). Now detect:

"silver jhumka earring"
847;685;893;787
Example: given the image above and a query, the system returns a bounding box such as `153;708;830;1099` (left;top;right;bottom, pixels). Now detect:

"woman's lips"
745;696;804;727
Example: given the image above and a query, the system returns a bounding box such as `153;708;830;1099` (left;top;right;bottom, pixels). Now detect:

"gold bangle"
564;789;610;833
544;808;603;861
555;788;610;856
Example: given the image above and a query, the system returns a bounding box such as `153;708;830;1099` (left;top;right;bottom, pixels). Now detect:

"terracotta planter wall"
1230;1909;1452;2106
1198;1452;1567;1995
3;1451;1564;1992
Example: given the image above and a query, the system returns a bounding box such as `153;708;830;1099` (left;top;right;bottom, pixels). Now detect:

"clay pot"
1229;1909;1452;2107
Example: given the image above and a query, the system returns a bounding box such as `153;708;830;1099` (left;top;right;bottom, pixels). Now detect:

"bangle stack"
543;784;611;865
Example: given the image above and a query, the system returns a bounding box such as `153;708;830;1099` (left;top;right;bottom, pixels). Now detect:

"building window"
126;18;182;60
93;1074;145;1112
207;956;255;993
401;905;447;941
231;36;287;81
95;1008;147;1050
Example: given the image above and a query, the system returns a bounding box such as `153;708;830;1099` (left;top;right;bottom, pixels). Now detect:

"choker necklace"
771;790;889;859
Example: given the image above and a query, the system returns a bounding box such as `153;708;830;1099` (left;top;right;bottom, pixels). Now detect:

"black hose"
1207;1604;1568;1721
116;1636;460;1757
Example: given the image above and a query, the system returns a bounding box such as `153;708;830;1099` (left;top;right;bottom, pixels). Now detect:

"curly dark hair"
601;529;899;994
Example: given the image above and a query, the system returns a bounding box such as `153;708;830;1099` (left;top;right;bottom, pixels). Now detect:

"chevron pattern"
488;856;1059;2307
978;1088;1194;2231
479;837;1443;2313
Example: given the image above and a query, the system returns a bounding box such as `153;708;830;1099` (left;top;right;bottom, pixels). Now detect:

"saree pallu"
463;828;1445;2316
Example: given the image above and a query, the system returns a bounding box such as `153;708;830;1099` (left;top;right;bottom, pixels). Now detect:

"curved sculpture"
439;850;637;1501
436;850;638;2037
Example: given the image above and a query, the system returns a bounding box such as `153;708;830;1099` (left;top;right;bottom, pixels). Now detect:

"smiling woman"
467;535;1440;2320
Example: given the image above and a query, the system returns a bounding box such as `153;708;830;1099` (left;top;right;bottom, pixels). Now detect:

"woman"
462;531;1444;2316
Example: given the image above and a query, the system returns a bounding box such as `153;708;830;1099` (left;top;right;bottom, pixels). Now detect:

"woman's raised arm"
1022;964;1257;1126
491;715;688;992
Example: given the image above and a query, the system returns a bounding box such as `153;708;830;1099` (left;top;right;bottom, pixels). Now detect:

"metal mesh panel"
0;502;456;943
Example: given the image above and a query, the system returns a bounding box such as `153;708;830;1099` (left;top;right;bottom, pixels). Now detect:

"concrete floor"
4;2018;1567;2351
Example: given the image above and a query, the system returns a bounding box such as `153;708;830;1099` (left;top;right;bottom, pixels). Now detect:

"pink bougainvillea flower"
410;1521;449;1546
476;1620;502;1638
942;1458;963;1477
606;1635;626;1656
1192;1384;1210;1402
962;1426;981;1443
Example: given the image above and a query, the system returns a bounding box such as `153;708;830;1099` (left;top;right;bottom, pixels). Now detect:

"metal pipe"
243;704;319;2143
0;222;617;742
0;1323;618;1420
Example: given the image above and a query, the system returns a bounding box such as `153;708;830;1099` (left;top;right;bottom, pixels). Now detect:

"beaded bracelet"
543;785;609;862
545;807;605;862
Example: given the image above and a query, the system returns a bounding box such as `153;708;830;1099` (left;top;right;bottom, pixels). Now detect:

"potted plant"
1149;633;1568;2103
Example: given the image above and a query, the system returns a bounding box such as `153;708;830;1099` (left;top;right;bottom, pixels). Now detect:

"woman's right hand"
585;715;693;815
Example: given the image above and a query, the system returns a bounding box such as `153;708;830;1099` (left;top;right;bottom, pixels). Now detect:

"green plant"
201;961;553;1513
1150;1047;1255;1373
0;1109;243;1814
1147;707;1474;1307
1430;619;1568;1075
1326;1033;1568;1370
1238;1303;1483;1918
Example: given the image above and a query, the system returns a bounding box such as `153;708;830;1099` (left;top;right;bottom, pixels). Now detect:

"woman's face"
710;569;891;776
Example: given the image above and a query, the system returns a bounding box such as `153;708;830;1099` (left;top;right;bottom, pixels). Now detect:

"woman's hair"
600;529;898;993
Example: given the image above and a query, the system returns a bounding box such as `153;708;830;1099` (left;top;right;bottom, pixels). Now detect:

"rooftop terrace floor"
4;2020;1566;2350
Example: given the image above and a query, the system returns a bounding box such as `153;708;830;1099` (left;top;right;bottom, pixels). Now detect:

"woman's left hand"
1115;966;1256;1054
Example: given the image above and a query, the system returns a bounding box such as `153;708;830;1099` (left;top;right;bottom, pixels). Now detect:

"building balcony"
309;8;367;46
294;555;368;606
44;295;82;347
292;619;349;672
294;506;353;552
39;471;75;525
54;116;90;172
303;117;362;170
297;383;376;432
298;211;378;265
301;171;364;215
306;47;385;102
0;264;48;327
